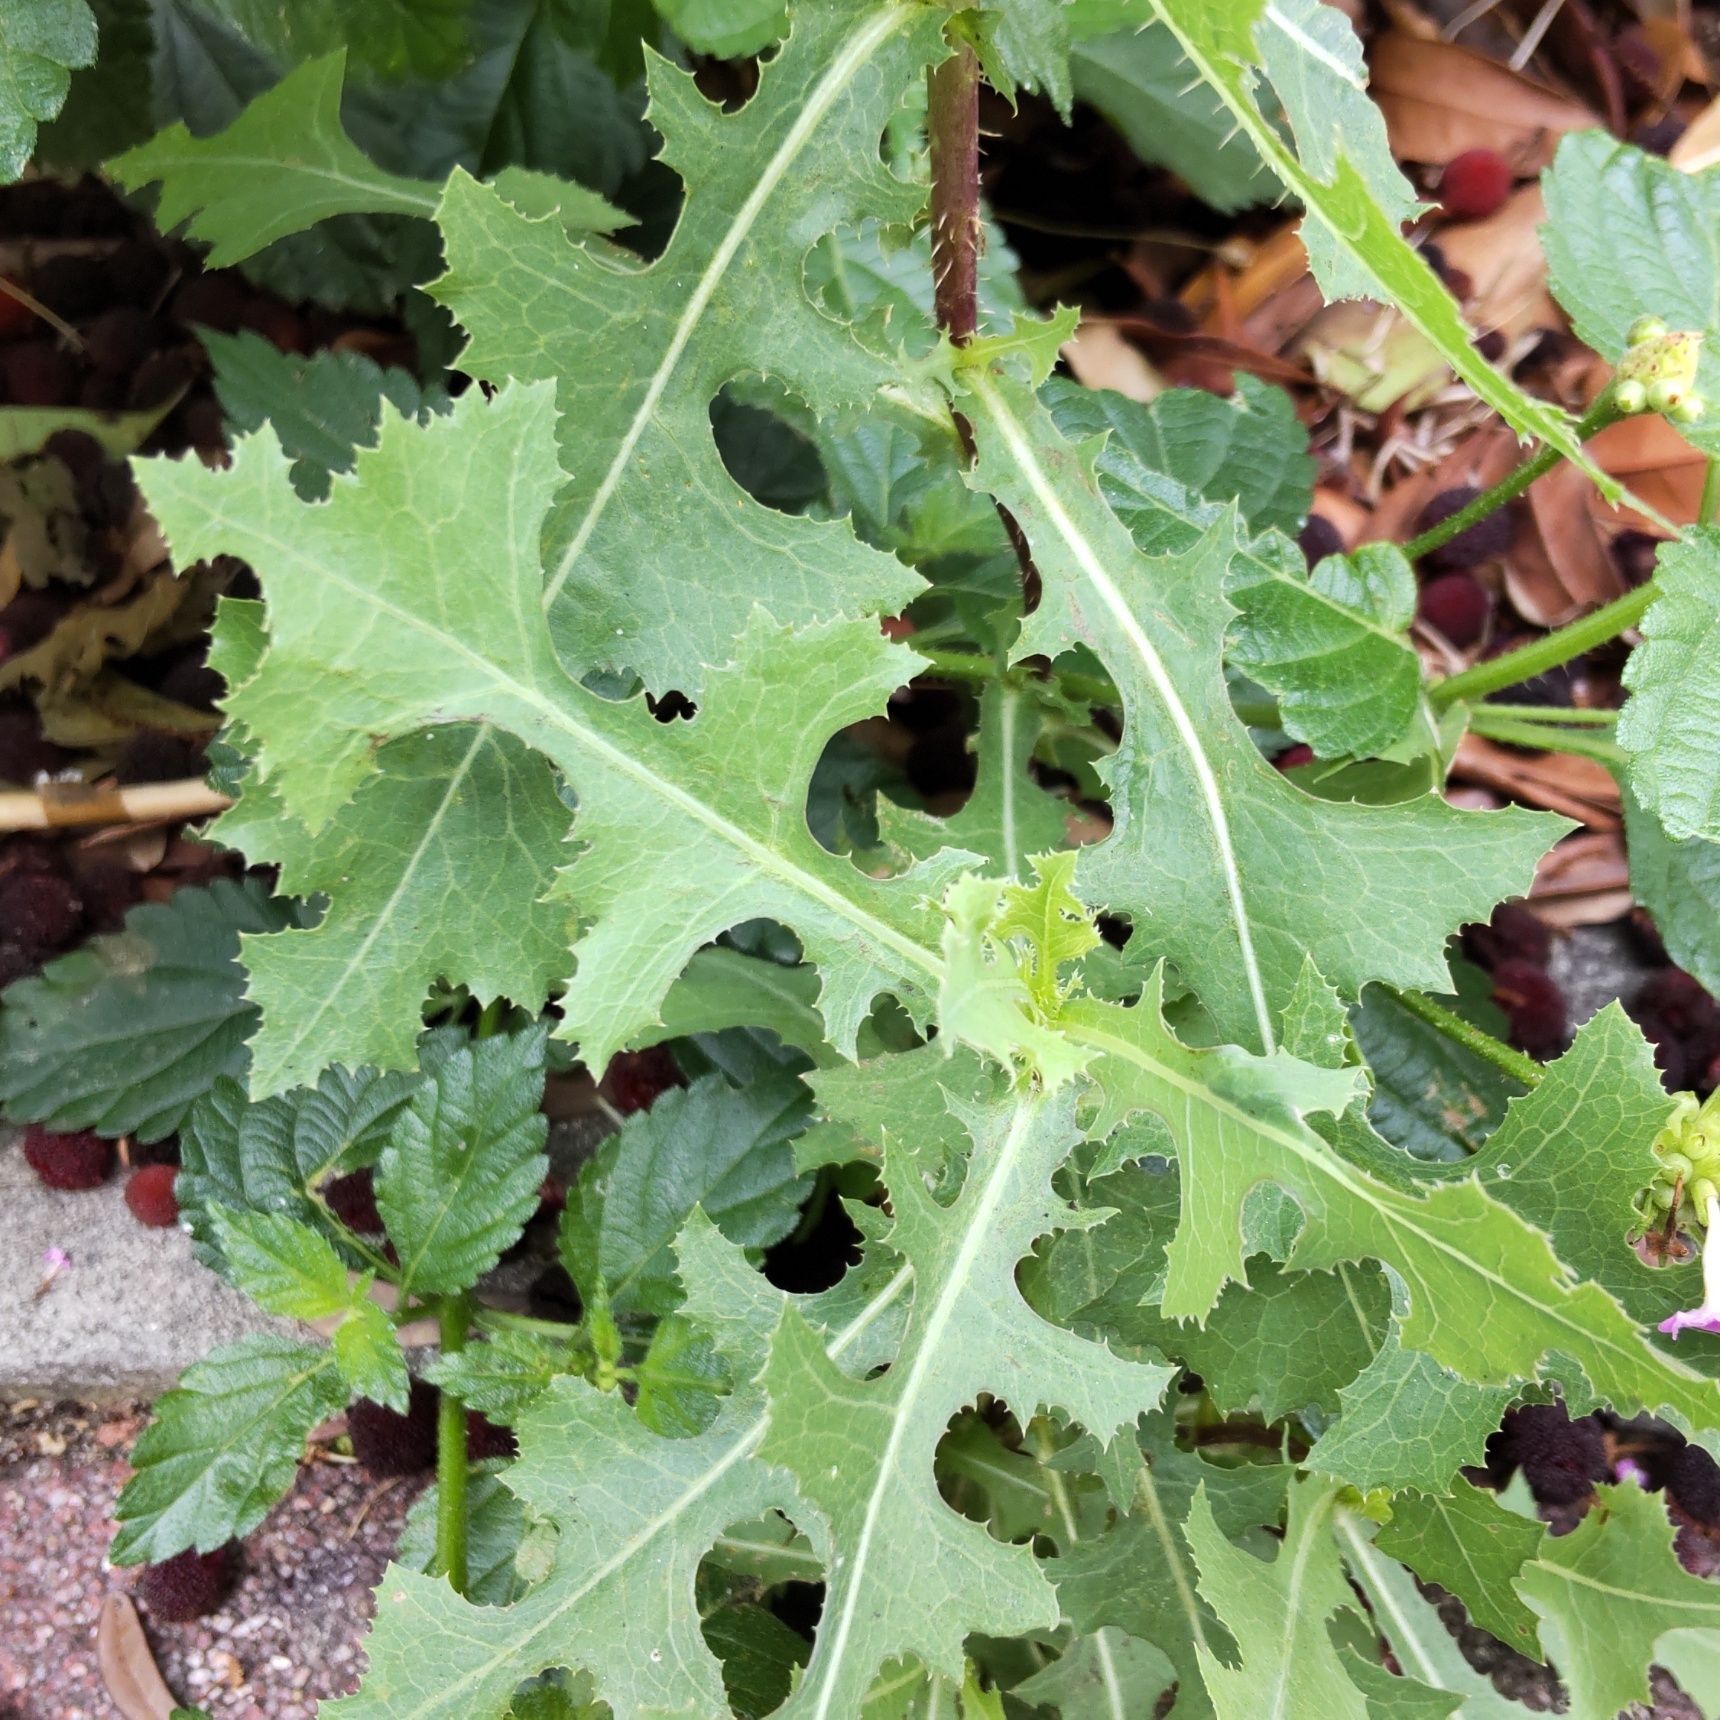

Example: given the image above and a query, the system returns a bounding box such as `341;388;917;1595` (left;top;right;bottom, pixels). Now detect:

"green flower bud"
1671;391;1707;424
1612;378;1648;414
1628;314;1669;347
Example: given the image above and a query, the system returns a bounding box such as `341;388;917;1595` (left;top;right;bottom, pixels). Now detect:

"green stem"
1380;983;1543;1089
1466;710;1628;766
434;1292;472;1594
1702;454;1720;527
1401;395;1625;565
1430;583;1656;711
472;1305;582;1339
1468;702;1616;727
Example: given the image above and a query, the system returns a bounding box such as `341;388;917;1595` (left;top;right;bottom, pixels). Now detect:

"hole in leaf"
710;380;828;516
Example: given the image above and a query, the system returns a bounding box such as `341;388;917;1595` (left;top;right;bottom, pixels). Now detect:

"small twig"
0;274;84;351
0;777;231;832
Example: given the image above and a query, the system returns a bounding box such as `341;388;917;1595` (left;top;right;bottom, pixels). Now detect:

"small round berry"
1493;1402;1608;1505
1414;486;1514;573
1628;314;1669;347
138;1545;236;1622
1670;391;1707;424
1669;1443;1720;1525
1439;149;1513;222
1648;376;1689;414
0;869;83;956
349;1378;439;1476
125;1164;180;1228
1417;571;1492;647
323;1167;383;1235
1274;742;1315;772
21;1124;113;1191
1296;513;1343;568
1491;958;1568;1061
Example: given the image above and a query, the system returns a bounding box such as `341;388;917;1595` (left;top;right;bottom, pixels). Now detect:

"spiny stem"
1380;982;1544;1089
1430;584;1656;711
434;1292;472;1594
1401;395;1626;565
928;40;979;348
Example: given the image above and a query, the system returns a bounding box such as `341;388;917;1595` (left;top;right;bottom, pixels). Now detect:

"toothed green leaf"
0;0;95;180
428;0;942;693
111;1334;347;1565
961;366;1561;1050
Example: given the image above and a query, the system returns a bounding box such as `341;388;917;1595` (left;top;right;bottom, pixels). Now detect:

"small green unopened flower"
1610;319;1705;422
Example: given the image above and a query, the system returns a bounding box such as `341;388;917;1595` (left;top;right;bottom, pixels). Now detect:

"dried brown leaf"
1370;34;1599;168
1528;828;1632;926
1454;732;1621;828
1435;185;1560;338
97;1592;175;1720
1504;459;1627;626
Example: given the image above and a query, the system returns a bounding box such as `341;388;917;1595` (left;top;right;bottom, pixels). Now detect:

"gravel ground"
0;1400;419;1719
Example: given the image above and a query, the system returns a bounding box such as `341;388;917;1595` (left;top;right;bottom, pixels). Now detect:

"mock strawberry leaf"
957;364;1561;1052
427;0;940;693
111;1333;347;1565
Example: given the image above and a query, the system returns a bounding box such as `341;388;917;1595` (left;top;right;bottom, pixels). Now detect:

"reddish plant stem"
929;43;980;347
927;38;1041;610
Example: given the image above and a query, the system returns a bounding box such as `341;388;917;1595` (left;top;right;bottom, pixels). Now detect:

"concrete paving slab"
0;1131;287;1401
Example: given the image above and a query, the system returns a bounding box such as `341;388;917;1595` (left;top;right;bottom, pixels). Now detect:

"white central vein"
262;725;489;1075
1038;1427;1126;1720
968;374;1275;1051
542;5;905;608
1266;1490;1337;1720
434;1263;914;1710
1068;1018;1715;1402
805;1097;1040;1719
1334;1516;1441;1687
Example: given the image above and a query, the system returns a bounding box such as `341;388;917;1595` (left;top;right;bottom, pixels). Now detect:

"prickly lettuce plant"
11;0;1720;1714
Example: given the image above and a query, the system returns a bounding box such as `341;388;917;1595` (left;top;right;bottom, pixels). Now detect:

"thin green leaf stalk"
1702;454;1720;527
1429;584;1656;711
1468;702;1616;726
434;1292;473;1594
1402;394;1627;565
1465;709;1628;767
1380;983;1544;1089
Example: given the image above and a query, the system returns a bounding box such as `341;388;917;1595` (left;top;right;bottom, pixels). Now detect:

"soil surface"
0;1399;417;1719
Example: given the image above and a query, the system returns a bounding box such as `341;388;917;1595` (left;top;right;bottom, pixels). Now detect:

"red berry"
349;1378;439;1476
1492;1403;1608;1505
1440;148;1514;222
21;1124;114;1191
598;1045;684;1116
1491;958;1568;1061
466;1410;517;1460
1463;901;1551;971
1414;486;1515;573
323;1167;383;1235
138;1545;235;1621
1417;571;1492;647
1296;513;1343;568
1669;1443;1720;1526
1273;743;1316;771
125;1164;180;1228
0;339;78;408
82;305;155;377
0;868;83;956
0;283;32;338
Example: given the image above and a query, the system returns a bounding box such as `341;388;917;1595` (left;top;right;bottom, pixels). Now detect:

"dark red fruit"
1473;329;1506;363
170;271;249;336
1417;571;1492;647
0;339;78;408
1274;743;1316;771
82;305;155;377
598;1045;685;1116
238;298;308;354
1414;486;1515;574
0;702;72;782
21;1125;114;1191
0;869;83;957
1629;968;1720;1092
1440;148;1514;222
466;1411;517;1460
1463;901;1551;971
1610;529;1662;588
1493;1403;1608;1505
30;254;112;321
1668;1443;1720;1526
323;1167;383;1235
128;347;196;411
125;1164;180;1228
348;1378;439;1476
1297;513;1343;568
138;1545;235;1622
1631;114;1686;157
1491;957;1568;1060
